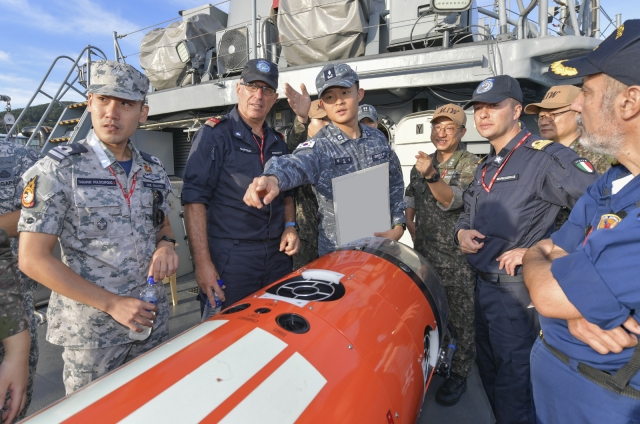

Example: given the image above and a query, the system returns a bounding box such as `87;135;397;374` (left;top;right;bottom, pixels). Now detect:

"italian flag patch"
573;158;595;174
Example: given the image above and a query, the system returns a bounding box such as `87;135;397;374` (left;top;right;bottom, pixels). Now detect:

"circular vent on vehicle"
276;313;310;334
222;303;250;314
266;275;346;302
218;28;249;71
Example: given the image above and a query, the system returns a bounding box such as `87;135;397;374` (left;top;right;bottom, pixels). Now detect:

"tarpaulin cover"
278;0;370;66
139;14;223;91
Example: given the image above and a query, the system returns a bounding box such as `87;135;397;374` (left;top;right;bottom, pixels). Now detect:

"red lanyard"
108;166;137;208
481;132;530;193
441;169;448;179
252;133;266;166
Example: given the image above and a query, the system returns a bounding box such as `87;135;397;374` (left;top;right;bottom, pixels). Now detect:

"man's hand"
415;151;436;178
497;248;527;276
105;296;158;332
568;316;640;354
458;229;485;254
280;227;300;256
195;260;226;307
0;330;30;424
374;225;404;241
407;220;416;243
285;83;311;123
244;175;280;208
149;244;179;282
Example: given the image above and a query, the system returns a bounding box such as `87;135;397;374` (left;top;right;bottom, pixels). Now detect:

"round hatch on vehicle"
222;303;250;314
275;313;310;334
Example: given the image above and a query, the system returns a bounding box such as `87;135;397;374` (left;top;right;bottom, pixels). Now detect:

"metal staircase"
5;46;107;153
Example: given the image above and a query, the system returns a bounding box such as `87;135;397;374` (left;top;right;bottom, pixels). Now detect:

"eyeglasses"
240;82;276;96
535;110;572;122
431;125;460;134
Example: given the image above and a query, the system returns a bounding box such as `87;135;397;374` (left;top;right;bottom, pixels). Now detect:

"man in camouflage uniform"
18;60;178;394
358;104;378;129
283;82;330;268
405;104;478;406
0;228;30;423
245;63;406;253
0;139;40;420
524;84;611;228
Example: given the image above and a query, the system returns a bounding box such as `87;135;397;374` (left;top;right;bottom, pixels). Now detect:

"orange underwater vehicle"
25;237;451;424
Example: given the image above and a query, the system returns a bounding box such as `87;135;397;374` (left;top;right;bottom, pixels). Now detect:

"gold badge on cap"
22;176;37;208
616;24;624;40
597;213;621;230
550;60;578;77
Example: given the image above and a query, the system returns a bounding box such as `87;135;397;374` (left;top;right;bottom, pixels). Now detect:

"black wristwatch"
159;235;177;247
425;172;440;184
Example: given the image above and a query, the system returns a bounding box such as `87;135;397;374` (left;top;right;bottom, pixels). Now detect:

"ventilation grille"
218;27;249;72
266;276;345;302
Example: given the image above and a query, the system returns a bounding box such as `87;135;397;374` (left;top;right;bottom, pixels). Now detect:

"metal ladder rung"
68;102;88;109
59;119;80;126
50;136;70;143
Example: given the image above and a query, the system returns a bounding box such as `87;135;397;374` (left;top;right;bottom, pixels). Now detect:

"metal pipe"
252;0;257;59
566;0;580;35
139;117;214;130
478;8;519;27
539;0;548;37
593;0;600;38
357;58;485;79
616;14;622;28
86;46;91;90
442;29;451;48
517;0;538;40
497;0;509;34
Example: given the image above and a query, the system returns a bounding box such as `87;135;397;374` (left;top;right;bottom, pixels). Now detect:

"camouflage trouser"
0;274;38;423
61;315;168;395
292;184;319;270
434;265;476;378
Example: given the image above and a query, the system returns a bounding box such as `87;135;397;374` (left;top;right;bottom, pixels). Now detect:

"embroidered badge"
0;169;10;179
22;176;37;208
27;149;40;161
256;60;271;73
573;158;595;174
532;139;554;150
493;156;504;165
143;163;152;173
597;213;621;229
235;132;242;137
149;155;162;166
495;174;519;182
143;182;166;189
550;60;578;77
97;217;108;231
372;152;388;161
324;67;336;81
143;173;161;181
297;140;316;149
476;78;494;94
76;178;117;186
335;157;353;165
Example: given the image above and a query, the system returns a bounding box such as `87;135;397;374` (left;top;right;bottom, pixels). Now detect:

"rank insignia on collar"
532;139;554;150
21;176;37;208
598;213;621;230
550;60;578;77
573;158;595;173
97;217;108;231
493;156;504;165
616;24;624;40
143;163;152;173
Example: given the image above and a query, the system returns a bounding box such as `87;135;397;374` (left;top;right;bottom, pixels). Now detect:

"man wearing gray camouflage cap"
244;63;407;254
18;60;179;394
358;104;378;129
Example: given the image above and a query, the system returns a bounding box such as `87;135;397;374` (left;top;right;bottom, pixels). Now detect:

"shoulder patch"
573;158;596;174
140;151;164;167
26;148;41;162
295;140;316;150
46;143;88;163
204;116;226;128
531;139;554;150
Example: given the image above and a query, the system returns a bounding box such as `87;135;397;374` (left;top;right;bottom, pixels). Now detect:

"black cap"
240;59;278;89
549;20;640;87
463;75;523;110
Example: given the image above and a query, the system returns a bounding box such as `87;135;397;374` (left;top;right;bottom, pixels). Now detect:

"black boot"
435;372;467;406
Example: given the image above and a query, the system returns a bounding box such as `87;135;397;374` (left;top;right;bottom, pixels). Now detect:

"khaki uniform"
0;141;39;420
18;131;171;393
285;119;319;269
405;145;478;377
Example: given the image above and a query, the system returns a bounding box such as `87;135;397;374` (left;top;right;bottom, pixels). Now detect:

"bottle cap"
147;276;156;284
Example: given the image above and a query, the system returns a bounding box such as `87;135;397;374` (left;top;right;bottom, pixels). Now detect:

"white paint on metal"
119;327;287;424
219;352;327;424
25;320;229;423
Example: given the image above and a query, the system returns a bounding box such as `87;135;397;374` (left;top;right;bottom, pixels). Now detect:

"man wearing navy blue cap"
524;20;640;423
182;59;299;315
454;75;598;423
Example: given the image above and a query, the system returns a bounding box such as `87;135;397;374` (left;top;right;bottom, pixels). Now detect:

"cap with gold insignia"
88;60;149;102
431;103;467;126
549;19;640;86
524;85;581;115
308;100;327;120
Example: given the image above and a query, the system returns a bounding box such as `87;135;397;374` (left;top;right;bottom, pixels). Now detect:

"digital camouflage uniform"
555;137;612;230
404;145;478;377
284;119;319;269
0;140;39;420
18;130;172;394
0;228;29;422
266;122;407;255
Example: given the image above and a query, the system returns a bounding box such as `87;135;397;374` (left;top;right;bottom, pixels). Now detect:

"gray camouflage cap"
316;63;359;98
88;60;149;102
358;104;378;122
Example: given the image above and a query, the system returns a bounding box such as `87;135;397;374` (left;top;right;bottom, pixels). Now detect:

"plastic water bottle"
129;276;159;341
201;280;223;322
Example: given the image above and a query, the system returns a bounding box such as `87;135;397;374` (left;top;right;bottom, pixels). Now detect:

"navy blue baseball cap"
463;75;523;110
241;59;278;89
316;63;359;98
549;20;640;87
358;104;378;122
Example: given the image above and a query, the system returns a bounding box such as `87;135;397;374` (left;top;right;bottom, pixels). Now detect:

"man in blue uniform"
453;75;599;423
524;20;640;423
242;63;406;254
182;59;299;312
